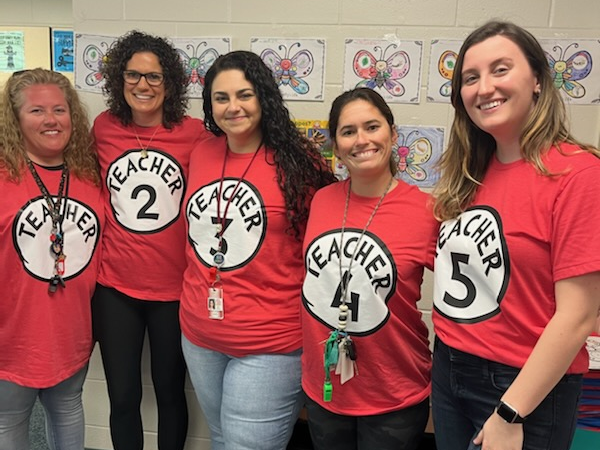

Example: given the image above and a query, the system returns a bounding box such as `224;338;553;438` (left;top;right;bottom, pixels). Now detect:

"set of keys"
323;330;357;402
49;228;66;293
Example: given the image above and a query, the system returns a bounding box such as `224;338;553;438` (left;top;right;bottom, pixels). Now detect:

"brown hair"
432;20;598;221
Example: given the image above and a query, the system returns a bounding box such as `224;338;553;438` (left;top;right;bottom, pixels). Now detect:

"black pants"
92;284;188;450
304;391;429;450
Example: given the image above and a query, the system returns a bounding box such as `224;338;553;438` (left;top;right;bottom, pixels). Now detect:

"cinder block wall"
4;1;600;448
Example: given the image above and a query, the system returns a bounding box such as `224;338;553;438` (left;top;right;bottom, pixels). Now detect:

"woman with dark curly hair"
181;50;336;450
91;31;206;450
0;68;103;449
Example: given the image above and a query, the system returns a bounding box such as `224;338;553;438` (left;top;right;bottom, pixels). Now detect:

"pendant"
140;149;149;159
50;231;63;256
213;251;225;268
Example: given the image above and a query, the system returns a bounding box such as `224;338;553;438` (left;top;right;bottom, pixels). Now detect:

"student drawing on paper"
394;130;432;182
353;44;410;97
177;42;219;88
545;43;593;99
261;42;314;95
82;41;111;86
438;50;457;97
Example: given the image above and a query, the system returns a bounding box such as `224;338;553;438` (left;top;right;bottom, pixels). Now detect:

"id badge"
208;286;224;320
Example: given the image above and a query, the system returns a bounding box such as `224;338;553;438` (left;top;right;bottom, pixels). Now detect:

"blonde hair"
433;21;599;221
0;68;99;184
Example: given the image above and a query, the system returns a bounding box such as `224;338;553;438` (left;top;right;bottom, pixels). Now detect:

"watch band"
496;400;526;423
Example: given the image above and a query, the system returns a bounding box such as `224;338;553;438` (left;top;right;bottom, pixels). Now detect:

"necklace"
322;176;394;401
337;176;394;329
133;124;160;159
25;157;70;293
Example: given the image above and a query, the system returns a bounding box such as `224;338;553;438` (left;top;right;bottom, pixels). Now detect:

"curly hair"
0;68;99;184
101;30;189;128
433;20;599;221
328;87;399;176
203;50;336;239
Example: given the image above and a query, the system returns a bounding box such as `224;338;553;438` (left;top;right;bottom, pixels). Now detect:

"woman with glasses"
0;68;103;449
92;30;206;450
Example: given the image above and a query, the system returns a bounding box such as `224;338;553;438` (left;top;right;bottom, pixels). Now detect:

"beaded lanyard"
25;158;70;293
323;176;393;401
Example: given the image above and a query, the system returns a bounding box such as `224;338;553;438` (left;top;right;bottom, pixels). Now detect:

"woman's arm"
474;271;600;450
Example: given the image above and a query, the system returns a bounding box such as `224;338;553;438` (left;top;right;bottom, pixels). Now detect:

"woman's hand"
473;413;523;450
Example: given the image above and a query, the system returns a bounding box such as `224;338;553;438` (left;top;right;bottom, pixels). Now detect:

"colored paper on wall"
171;37;231;99
343;37;423;104
427;39;462;103
252;37;326;101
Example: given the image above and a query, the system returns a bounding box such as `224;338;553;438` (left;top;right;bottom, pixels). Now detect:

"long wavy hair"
0;68;99;184
101;30;189;128
203;50;336;239
433;20;599;221
328;87;398;176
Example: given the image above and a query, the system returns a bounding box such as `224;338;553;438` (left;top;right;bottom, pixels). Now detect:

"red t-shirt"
180;135;304;356
93;111;206;300
434;144;600;373
0;167;103;387
302;179;439;415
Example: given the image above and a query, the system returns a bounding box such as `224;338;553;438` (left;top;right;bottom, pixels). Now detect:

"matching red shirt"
434;144;600;373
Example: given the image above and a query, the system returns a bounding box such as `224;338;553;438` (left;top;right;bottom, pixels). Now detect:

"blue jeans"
0;365;88;450
431;338;582;450
182;335;303;450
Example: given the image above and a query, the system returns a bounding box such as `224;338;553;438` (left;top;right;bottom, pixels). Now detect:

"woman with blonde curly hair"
0;68;103;449
431;21;600;450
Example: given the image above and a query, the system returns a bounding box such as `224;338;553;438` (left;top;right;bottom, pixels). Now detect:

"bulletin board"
0;26;51;87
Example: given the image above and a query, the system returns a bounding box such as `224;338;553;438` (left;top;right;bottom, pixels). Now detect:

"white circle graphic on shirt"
433;206;510;323
106;149;185;234
302;229;396;336
13;196;101;281
186;178;267;270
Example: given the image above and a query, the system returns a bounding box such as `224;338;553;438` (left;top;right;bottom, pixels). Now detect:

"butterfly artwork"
438;50;457;97
545;43;593;99
426;39;462;103
353;44;410;97
260;43;314;95
395;130;432;183
82;42;110;87
74;34;118;93
177;42;219;88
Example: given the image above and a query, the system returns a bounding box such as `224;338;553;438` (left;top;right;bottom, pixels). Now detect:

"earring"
392;144;400;165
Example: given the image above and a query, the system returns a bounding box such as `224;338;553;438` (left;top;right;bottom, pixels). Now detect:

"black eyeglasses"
123;70;165;86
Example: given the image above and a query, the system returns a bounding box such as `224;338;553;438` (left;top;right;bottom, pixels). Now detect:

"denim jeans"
431;338;582;450
0;365;88;450
182;335;303;450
